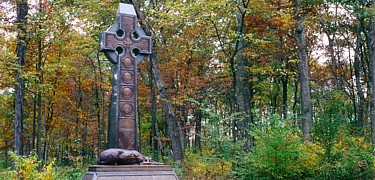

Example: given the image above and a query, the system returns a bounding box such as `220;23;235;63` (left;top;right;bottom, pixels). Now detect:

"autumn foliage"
1;0;375;179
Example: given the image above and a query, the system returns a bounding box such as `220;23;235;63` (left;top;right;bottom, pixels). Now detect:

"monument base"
82;165;179;180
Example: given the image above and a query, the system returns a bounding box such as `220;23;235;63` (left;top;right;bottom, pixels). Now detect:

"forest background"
0;0;375;179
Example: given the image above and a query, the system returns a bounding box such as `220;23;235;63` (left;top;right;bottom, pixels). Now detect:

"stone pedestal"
82;165;179;180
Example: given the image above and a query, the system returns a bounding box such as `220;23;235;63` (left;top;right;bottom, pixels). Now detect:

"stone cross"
99;3;151;150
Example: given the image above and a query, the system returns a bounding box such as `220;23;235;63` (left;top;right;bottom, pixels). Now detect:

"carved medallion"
121;103;133;116
122;87;133;99
122;58;133;67
123;72;132;83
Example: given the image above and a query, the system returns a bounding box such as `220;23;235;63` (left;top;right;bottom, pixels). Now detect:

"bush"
8;152;55;180
240;115;308;179
242;114;374;179
315;129;374;179
181;149;232;179
4;152;87;180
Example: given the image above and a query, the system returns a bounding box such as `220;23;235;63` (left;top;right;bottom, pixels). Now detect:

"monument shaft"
99;4;151;150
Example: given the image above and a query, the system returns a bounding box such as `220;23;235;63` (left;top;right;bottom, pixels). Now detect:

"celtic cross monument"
99;3;151;150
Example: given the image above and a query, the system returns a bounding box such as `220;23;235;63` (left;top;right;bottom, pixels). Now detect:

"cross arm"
99;27;120;64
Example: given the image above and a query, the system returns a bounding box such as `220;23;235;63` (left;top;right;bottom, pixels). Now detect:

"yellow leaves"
182;150;232;179
333;133;372;157
11;155;37;180
10;152;55;180
299;143;324;171
191;160;232;179
272;12;295;32
36;161;55;180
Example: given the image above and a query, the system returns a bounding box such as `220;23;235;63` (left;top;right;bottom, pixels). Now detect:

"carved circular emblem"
123;58;132;67
121;103;133;116
123;72;132;82
122;87;133;99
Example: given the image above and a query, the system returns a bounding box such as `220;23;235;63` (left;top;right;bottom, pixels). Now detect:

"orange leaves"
245;14;270;37
43;0;51;14
272;11;295;32
244;1;295;37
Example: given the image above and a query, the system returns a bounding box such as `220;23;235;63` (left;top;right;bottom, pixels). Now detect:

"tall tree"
294;0;312;142
235;0;253;149
369;0;375;149
151;54;184;161
14;0;28;156
354;1;365;132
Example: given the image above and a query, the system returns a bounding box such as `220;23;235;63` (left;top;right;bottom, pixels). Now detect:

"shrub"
181;149;232;179
241;115;307;179
315;129;374;179
9;152;55;180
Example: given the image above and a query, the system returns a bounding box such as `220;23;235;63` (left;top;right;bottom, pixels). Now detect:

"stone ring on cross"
99;4;151;65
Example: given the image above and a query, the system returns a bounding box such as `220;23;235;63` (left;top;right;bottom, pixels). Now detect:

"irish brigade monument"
99;2;151;151
82;3;178;179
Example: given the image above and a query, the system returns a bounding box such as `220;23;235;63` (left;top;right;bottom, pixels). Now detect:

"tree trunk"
369;0;375;150
235;0;246;121
44;99;54;162
82;115;87;163
77;78;83;156
149;54;159;159
295;0;312;142
354;14;365;133
292;79;299;115
235;0;253;149
175;106;186;150
94;75;101;153
89;55;101;153
96;53;106;150
181;106;188;149
151;52;183;161
32;94;37;151
194;102;202;153
36;38;43;162
76;75;82;140
14;0;28;156
282;69;288;119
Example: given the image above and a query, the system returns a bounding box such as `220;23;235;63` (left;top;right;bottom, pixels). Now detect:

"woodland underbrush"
0;152;85;180
180;115;375;179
